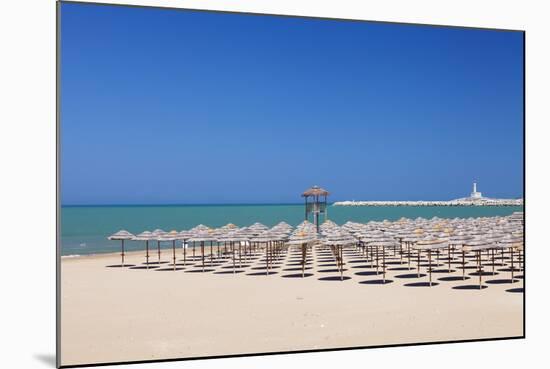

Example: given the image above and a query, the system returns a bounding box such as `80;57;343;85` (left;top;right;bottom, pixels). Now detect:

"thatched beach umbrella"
188;233;216;272
323;231;356;281
287;231;316;277
132;231;155;269
449;232;474;279
152;229;166;264
463;237;494;289
161;230;180;271
367;237;399;283
414;236;449;286
107;230;135;267
251;232;281;275
359;230;386;268
178;230;194;265
217;233;250;273
499;234;523;282
401;232;422;270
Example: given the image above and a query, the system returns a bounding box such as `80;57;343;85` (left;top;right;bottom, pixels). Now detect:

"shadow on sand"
281;273;315;278
359;279;393;285
506;287;524;293
404;282;440;287
438;276;469;282
395;273;427;279
318;276;351;281
452;285;488;290
485;279;519;284
246;271;278;276
105;264;135;268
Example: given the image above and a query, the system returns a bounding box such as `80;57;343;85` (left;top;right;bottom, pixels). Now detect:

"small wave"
62;254;81;259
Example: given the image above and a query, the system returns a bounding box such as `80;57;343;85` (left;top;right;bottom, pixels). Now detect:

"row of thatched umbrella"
339;212;523;288
108;222;296;272
108;212;523;287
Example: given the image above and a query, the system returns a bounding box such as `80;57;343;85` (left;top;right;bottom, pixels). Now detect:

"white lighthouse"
470;181;482;199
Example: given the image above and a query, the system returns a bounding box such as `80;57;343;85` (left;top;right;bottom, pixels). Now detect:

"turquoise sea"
60;204;523;256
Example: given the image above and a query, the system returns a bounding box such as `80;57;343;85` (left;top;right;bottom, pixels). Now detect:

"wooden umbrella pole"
302;243;305;278
146;240;149;270
428;249;432;287
510;247;515;282
201;242;205;272
210;242;213;266
239;243;242;268
382;245;386;283
417;250;421;278
157;241;161;263
478;251;482;289
462;251;466;280
375;246;379;274
265;243;269;276
121;239;125;266
232;242;236;274
172;240;176;271
448;245;452;273
407;243;411;270
491;248;496;275
340;246;343;281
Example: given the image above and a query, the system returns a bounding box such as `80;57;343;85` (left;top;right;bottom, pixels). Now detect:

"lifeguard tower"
302;185;330;232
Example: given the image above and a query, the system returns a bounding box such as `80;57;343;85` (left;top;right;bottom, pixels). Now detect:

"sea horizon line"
61;202;311;208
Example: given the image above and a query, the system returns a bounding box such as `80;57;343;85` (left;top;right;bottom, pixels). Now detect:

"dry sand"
60;246;523;366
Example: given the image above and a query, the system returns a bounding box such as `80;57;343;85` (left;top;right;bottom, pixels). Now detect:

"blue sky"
60;2;524;205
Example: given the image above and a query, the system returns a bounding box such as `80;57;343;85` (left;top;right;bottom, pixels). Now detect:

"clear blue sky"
60;2;524;205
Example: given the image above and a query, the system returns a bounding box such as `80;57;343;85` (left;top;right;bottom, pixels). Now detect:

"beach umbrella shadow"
452;284;488;290
318;276;352;281
506;287;524;293
404;281;440;287
359;279;394;285
281;273;315;278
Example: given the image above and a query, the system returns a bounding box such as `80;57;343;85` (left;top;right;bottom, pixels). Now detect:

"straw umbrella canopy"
366;236;399;283
188;232;217;272
483;230;506;274
499;234;524;282
159;230;180;271
191;224;209;232
177;230;194;264
107;230;135;266
413;236;449;286
450;232;475;279
463;237;494;289
323;231;356;280
152;229;166;264
251;232;282;275
400;231;422;270
217;233;250;273
132;231;155;269
287;231;316;277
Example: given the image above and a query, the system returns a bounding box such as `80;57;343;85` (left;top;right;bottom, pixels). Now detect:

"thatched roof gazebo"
302;185;330;233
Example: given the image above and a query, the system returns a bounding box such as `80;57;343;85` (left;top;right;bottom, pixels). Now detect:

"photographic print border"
55;1;526;367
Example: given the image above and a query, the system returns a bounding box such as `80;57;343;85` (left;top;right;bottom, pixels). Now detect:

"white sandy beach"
60;246;523;366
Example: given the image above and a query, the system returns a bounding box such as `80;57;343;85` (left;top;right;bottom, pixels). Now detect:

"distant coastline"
334;182;523;207
333;199;523;207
